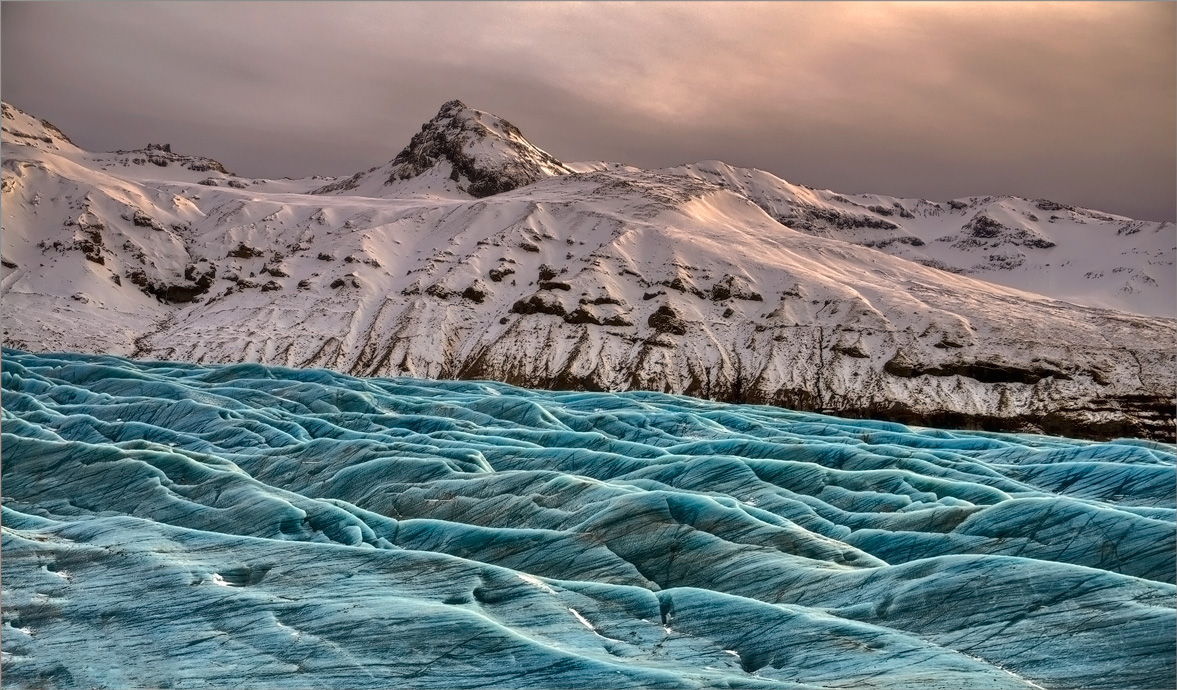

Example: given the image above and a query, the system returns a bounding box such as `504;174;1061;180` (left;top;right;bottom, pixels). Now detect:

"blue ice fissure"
1;348;1174;690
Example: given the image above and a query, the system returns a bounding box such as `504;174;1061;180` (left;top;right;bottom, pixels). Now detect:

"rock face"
105;142;232;175
2;351;1174;689
2;100;1175;441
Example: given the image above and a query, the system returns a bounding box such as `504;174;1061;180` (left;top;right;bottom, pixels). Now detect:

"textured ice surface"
2;349;1174;689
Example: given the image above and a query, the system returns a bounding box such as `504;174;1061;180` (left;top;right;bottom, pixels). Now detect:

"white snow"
517;572;556;594
568;608;601;635
2;100;1173;437
670;160;1175;317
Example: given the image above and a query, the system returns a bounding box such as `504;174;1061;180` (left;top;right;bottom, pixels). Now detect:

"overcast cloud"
2;1;1173;220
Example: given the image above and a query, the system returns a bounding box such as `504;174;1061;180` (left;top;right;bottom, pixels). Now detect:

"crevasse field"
2;349;1174;690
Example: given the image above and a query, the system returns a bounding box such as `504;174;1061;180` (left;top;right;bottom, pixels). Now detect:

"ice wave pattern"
2;349;1174;690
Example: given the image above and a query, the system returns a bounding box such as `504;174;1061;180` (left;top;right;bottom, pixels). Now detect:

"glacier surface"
1;349;1174;689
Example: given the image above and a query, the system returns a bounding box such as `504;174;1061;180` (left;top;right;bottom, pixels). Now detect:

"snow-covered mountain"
310;100;572;199
2;100;1173;440
670;161;1175;317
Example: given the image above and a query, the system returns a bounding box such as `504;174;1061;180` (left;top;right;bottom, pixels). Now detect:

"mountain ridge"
2;100;1173;440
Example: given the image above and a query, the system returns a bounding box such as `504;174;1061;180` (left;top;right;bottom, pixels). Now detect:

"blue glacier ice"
2;348;1174;689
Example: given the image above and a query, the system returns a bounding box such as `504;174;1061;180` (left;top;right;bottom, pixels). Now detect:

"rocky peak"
108;143;230;175
386;100;572;198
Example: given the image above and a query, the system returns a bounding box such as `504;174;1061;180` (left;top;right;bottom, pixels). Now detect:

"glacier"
1;349;1174;689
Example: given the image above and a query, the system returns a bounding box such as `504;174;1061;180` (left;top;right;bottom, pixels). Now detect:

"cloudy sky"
3;1;1174;220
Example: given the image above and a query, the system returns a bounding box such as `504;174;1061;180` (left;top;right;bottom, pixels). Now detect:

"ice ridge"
1;349;1174;689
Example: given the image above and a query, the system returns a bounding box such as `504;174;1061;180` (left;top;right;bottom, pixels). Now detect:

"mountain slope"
2;100;1173;440
672;161;1175;317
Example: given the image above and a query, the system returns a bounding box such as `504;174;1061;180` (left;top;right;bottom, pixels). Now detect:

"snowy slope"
2;100;1173;440
672;161;1175;317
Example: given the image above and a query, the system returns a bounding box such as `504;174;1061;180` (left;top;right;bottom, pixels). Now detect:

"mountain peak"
1;101;78;152
437;99;468;113
385;100;571;198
